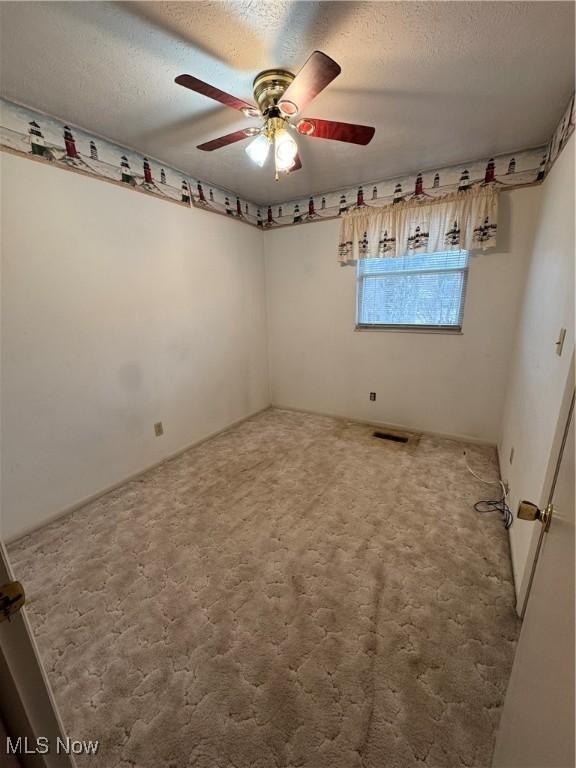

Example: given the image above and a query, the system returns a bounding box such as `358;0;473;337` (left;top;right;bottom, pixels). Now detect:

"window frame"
355;251;469;334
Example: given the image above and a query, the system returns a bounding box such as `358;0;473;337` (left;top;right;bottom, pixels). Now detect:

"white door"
0;540;75;767
492;397;575;768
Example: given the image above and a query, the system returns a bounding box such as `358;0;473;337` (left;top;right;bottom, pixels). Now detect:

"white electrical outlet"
154;422;164;437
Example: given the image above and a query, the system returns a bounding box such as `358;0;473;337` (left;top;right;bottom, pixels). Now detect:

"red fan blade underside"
290;153;303;172
175;74;258;114
297;118;375;145
197;129;255;151
279;51;341;114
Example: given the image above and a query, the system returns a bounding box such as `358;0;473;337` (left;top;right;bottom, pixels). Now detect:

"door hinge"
0;581;25;623
517;500;554;531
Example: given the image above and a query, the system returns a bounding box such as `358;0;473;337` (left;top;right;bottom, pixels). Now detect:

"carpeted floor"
8;408;519;768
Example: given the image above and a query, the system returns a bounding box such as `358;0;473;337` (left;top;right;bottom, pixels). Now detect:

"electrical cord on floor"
463;450;513;529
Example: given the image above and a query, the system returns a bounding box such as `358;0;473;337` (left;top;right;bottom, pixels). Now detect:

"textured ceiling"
1;1;574;204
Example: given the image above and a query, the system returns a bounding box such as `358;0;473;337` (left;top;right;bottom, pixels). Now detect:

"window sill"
355;325;463;335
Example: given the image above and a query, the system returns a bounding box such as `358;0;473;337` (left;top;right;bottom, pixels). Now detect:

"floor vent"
373;430;410;443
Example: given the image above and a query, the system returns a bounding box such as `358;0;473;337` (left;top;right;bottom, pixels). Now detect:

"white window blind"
357;251;469;329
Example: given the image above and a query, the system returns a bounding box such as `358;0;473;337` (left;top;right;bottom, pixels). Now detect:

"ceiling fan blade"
175;74;259;116
290;153;303;172
197;129;257;151
296;118;375;145
278;51;341;116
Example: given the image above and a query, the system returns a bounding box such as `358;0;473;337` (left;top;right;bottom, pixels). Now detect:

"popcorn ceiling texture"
9;409;520;768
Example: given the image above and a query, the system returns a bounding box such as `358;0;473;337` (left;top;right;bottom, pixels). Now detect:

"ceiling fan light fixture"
245;133;271;167
177;51;375;178
274;128;298;173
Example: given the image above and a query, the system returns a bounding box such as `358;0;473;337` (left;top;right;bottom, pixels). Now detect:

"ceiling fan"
175;51;375;179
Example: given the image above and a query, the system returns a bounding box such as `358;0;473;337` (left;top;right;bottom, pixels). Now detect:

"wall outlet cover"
154;422;164;437
369;392;376;401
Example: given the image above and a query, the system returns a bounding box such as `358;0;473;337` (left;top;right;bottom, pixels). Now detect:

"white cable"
463;450;507;500
463;450;513;528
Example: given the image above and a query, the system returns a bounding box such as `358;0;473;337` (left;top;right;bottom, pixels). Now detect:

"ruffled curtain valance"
338;187;499;264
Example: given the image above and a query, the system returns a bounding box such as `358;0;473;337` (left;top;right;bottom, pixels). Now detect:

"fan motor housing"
253;69;295;114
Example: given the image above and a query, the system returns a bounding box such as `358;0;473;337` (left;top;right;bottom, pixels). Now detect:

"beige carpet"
8;408;519;768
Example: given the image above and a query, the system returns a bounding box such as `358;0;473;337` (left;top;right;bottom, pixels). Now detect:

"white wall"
1;152;269;541
2;141;572;557
498;135;575;607
265;186;542;444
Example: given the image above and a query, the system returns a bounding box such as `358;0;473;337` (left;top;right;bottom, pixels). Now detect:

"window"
356;250;469;331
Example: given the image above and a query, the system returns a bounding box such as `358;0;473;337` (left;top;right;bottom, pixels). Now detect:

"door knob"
0;581;25;623
517;501;553;531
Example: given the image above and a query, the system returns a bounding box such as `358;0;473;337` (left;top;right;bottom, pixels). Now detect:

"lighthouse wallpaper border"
1;96;573;231
0;99;264;227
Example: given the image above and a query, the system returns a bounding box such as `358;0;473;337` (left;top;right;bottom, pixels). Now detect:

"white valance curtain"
338;187;499;264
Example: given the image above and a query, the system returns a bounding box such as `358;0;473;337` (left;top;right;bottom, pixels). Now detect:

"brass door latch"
517;500;554;531
0;581;25;623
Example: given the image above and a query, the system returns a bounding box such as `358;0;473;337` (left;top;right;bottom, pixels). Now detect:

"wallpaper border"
1;94;573;232
0;98;263;228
